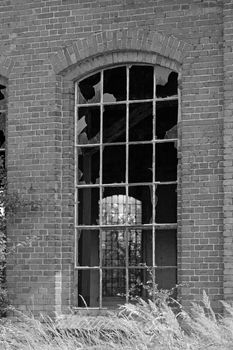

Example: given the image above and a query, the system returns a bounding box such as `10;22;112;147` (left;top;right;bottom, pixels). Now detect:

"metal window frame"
74;64;178;308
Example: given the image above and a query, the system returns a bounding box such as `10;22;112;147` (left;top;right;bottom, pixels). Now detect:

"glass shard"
156;67;178;98
156;100;178;139
104;66;126;102
78;106;100;145
78;72;101;104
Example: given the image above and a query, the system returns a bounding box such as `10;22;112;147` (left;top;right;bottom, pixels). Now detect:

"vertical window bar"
152;66;156;301
125;65;130;303
99;70;104;308
74;82;78;268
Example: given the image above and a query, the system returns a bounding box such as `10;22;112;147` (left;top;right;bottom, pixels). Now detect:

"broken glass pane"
156;67;178;98
104;66;126;102
77;229;99;266
155;143;177;181
129;65;153;100
156;100;178;139
129;144;152;183
129;103;153;142
102;269;126;307
128;229;152;266
78;72;101;104
101;229;126;267
155;184;177;223
103;104;126;143
128;186;152;224
78;269;99;307
78;106;100;145
103;145;126;184
77;146;100;185
77;188;100;225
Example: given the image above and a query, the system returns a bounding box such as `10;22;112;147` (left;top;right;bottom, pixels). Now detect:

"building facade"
0;0;232;315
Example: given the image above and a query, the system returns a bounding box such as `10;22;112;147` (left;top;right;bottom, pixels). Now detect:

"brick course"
0;0;227;314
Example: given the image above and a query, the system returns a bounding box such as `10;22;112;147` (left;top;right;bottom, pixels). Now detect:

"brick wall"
0;0;225;314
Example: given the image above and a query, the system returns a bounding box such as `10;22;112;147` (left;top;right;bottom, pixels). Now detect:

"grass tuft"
1;293;233;350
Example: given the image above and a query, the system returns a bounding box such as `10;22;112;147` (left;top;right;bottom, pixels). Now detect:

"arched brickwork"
50;29;190;77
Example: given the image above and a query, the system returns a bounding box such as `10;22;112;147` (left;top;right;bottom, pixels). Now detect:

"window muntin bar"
75;64;178;308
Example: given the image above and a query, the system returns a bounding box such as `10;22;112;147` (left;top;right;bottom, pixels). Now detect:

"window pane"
101;191;126;225
155;143;177;182
102;269;126;307
129;186;152;224
103;145;126;184
129;103;153;142
101;229;126;267
156;100;178;140
128;229;152;266
156;67;177;98
129;65;153;100
76;229;99;267
155;184;177;224
77;188;99;225
77;146;100;185
154;229;177;290
104;66;126;102
78;106;100;145
78;269;99;307
78;72;101;104
129;144;152;183
129;268;152;300
155;229;177;267
103;104;126;143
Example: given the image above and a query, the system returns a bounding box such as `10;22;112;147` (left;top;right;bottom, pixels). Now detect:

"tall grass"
0;293;233;350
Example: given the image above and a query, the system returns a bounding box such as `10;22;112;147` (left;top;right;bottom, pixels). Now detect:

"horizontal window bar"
74;266;177;269
76;96;178;107
76;181;177;188
76;223;177;230
75;138;177;148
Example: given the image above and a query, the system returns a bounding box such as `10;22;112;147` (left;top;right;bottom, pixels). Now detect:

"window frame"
74;63;179;308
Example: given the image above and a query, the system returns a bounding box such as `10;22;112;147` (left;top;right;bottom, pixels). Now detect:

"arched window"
75;65;178;308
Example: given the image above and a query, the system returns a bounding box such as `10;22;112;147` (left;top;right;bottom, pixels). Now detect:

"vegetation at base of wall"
0;167;41;316
0;292;232;350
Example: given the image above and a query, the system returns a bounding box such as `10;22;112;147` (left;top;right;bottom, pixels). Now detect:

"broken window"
75;65;178;308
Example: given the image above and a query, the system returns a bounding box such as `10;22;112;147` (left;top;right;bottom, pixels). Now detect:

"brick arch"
50;29;190;77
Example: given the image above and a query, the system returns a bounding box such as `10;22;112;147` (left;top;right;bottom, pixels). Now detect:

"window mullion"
125;65;130;303
99;70;104;308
